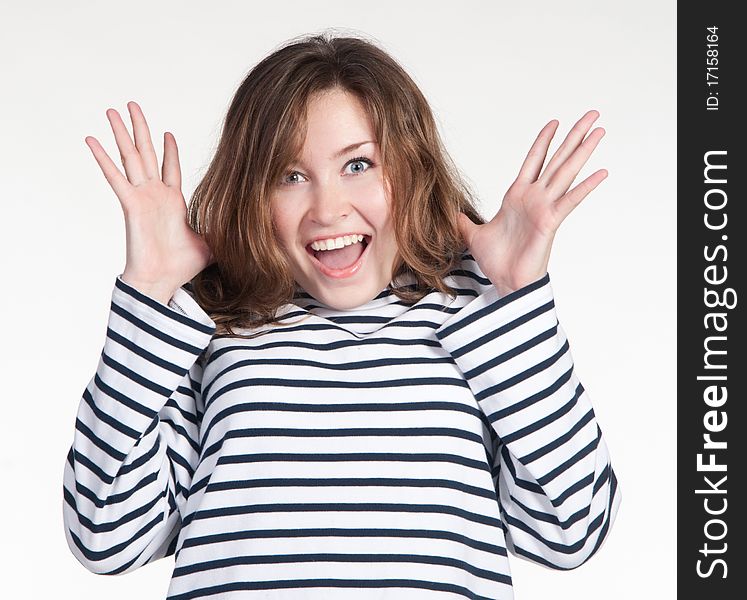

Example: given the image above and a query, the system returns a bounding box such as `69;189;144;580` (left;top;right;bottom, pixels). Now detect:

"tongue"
316;242;365;270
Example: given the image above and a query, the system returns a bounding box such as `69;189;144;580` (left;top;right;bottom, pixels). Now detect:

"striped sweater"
62;252;621;600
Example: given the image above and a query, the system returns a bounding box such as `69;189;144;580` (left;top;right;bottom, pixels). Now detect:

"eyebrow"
331;140;377;160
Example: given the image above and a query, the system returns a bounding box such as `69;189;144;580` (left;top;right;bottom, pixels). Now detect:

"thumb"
457;212;478;248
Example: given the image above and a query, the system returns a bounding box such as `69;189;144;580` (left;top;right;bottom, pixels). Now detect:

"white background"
0;1;675;598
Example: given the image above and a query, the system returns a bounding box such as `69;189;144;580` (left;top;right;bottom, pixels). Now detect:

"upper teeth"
310;234;365;251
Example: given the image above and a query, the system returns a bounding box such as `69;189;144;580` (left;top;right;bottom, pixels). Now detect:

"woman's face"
271;88;400;310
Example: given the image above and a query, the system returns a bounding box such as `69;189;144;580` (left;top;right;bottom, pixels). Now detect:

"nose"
308;181;351;225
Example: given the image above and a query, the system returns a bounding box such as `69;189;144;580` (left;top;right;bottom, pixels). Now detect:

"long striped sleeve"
434;272;621;570
62;275;216;574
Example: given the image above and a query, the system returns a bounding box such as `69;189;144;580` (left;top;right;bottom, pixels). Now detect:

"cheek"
381;180;396;229
269;202;295;244
358;177;392;224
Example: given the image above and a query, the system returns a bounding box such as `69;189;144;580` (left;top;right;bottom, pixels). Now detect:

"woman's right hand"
85;101;214;304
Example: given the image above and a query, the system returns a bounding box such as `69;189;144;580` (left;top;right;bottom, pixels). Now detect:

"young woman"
63;32;621;600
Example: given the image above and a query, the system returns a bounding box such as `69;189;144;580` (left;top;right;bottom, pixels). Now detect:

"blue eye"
280;156;374;186
345;156;374;175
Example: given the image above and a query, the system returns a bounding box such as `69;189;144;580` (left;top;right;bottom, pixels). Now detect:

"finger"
85;135;133;202
515;119;559;183
127;101;160;180
553;168;608;222
162;131;182;188
540;110;599;183
106;108;147;183
546;127;606;197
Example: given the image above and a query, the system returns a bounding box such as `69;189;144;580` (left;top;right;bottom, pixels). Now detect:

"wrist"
488;271;549;298
119;274;177;305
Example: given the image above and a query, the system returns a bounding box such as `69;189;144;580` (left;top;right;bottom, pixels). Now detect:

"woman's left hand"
457;110;608;297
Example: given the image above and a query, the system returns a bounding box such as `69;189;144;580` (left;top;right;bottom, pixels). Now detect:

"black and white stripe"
435;272;620;571
63;253;621;599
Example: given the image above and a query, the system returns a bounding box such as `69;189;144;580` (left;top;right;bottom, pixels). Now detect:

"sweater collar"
289;270;420;336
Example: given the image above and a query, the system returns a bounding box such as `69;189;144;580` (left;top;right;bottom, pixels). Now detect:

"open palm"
85;101;213;302
458;110;608;297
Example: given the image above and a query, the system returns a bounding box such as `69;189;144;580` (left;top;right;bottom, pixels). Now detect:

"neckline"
289;270;420;336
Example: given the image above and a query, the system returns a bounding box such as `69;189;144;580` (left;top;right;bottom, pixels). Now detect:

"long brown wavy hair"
187;31;486;336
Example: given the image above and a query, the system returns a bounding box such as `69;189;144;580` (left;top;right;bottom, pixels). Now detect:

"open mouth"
305;235;371;277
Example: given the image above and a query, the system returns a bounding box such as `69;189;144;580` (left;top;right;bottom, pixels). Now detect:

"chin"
292;242;390;310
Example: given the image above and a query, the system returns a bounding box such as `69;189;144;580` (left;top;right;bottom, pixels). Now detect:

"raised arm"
66;101;218;572
441;111;621;566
